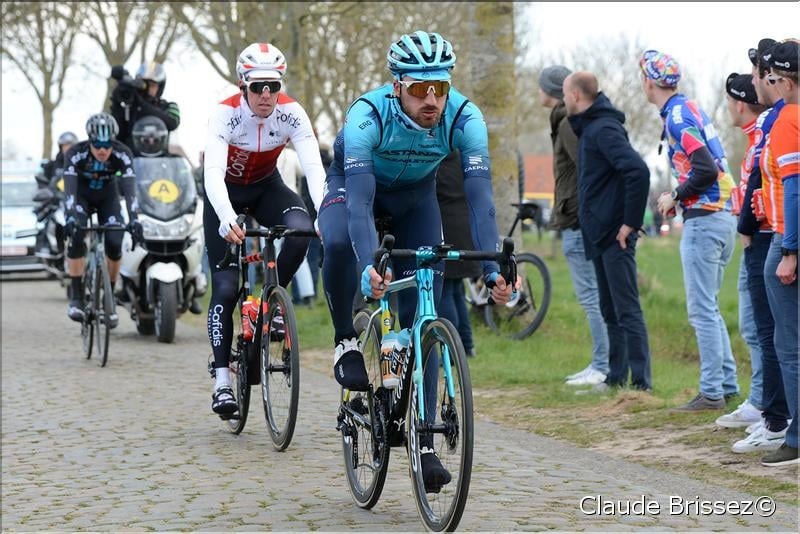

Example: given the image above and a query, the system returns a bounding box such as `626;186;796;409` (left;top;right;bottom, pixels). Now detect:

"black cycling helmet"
85;112;119;142
136;62;166;97
57;131;78;146
131;116;169;157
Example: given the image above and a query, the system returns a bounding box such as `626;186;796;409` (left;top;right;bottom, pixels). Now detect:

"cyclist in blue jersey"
318;30;515;492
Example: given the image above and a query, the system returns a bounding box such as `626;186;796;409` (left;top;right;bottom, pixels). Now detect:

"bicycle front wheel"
81;268;94;360
95;259;113;367
260;286;299;451
341;309;389;509
484;252;551;339
408;318;473;532
224;338;251;435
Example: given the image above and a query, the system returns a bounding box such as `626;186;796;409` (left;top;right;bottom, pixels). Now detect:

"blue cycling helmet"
387;31;456;80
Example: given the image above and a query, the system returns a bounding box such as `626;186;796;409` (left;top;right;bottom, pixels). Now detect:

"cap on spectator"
639;50;681;88
726;73;759;104
539;65;572;99
749;38;777;66
767;39;799;73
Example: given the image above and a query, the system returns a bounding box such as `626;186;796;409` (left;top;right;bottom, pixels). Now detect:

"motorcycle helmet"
135;61;167;97
131;116;169;157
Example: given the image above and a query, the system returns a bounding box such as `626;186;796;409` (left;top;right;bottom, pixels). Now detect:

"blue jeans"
738;254;763;409
680;211;738;400
562;228;609;374
593;233;652;390
744;232;787;427
439;278;475;352
764;234;798;448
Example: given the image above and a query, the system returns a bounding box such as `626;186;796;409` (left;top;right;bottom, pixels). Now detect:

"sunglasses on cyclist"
91;140;113;149
246;80;282;95
398;79;451;98
766;74;785;85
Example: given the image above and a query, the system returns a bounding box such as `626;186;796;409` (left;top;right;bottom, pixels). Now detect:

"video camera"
110;65;147;92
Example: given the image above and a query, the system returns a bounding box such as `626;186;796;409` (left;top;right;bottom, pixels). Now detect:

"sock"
70;276;82;300
215;367;231;390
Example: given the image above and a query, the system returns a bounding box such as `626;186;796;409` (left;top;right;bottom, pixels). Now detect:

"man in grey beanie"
538;65;610;388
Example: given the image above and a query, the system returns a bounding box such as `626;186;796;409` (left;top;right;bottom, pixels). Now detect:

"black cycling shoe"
67;300;85;322
189;298;203;315
333;337;369;391
421;451;452;493
212;386;238;415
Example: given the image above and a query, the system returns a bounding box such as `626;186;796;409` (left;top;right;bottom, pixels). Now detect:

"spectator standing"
564;71;652;392
436;150;480;357
646;50;740;410
538;65;609;386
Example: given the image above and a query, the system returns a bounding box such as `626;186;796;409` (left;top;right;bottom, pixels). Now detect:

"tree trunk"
467;2;518;242
42;103;54;160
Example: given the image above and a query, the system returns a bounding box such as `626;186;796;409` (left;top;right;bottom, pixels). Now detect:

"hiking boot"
566;368;607;386
672;393;725;412
731;424;786;453
211;385;238;415
333;337;369;391
67;300;85;322
421;450;452;493
761;443;799;466
715;399;762;428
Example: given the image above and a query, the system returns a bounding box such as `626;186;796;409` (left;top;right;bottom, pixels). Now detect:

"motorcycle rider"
110;61;180;152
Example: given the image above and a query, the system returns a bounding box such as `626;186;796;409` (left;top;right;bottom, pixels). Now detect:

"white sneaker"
731;425;786;453
565;364;592;381
745;419;763;435
715;399;762;428
566;368;607;387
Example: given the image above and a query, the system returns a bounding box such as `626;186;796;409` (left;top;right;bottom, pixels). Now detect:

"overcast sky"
2;2;798;168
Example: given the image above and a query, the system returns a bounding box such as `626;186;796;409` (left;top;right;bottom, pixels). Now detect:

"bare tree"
1;2;82;159
138;4;184;65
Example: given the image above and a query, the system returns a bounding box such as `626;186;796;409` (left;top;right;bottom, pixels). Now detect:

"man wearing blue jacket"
563;71;653;392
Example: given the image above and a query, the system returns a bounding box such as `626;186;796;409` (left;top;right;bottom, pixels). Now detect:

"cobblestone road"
2;279;798;531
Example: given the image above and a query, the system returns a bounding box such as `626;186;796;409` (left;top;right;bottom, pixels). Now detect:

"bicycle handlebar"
216;214;318;270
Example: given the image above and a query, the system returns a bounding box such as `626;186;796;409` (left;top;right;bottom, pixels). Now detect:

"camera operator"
110;61;180;153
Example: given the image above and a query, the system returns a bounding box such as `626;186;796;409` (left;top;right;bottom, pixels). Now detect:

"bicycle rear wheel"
260;286;299;451
81;268;94;360
484;252;551;339
408;318;473;532
95;259;113;367
340;309;390;509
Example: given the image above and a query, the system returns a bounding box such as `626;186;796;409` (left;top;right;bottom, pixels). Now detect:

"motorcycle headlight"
141;214;193;240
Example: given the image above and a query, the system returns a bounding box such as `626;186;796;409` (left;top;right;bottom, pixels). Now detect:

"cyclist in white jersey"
203;42;325;415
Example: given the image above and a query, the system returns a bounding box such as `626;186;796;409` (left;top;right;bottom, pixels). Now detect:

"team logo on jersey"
148;179;180;203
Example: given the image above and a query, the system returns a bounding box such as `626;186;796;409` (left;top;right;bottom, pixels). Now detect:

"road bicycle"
213;215;318;451
465;201;551;339
337;234;517;531
76;220;129;367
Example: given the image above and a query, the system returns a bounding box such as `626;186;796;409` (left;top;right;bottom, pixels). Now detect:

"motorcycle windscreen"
133;157;197;220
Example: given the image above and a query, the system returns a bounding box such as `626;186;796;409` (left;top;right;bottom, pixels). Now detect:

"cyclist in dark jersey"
63;113;142;326
318;31;515;492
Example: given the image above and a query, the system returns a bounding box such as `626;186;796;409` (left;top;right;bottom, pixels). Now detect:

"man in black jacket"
564;71;652;392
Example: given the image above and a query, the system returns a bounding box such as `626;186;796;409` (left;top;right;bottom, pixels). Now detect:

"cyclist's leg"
96;188;125;290
66;199;90;321
203;189;242;413
250;175;312;288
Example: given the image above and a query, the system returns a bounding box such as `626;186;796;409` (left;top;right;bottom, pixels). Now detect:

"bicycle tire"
81;267;94;360
260;286;300;451
224;337;251;435
341;309;390;509
95;259;113;367
484;252;551;339
408;318;473;532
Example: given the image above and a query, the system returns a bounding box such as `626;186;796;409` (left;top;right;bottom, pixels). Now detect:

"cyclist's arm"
452;103;500;275
114;144;139;221
288;104;325;212
203;106;238;231
343;100;381;273
62;151;79;218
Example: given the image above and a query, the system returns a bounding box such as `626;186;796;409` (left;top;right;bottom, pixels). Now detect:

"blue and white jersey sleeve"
452;102;500;274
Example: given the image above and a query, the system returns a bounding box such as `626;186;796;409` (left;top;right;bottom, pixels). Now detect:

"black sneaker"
421;450;452;493
212;386;238;415
333;337;369;391
761;443;799;466
67;300;85;322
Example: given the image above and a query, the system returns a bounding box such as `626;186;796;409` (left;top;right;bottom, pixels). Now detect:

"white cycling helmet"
236;43;286;82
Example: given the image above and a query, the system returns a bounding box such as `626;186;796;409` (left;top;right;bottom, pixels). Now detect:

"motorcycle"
118;154;206;343
32;167;69;289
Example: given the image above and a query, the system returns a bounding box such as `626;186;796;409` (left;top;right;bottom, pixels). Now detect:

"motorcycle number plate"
1;246;28;256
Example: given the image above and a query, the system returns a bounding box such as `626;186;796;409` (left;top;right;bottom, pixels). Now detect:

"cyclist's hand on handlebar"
219;216;245;244
485;272;518;305
129;220;144;245
361;264;393;299
64;217;76;240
